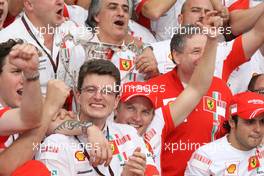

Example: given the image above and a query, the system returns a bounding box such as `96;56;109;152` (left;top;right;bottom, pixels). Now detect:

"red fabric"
145;165;160;176
0;107;10;117
63;4;70;18
120;81;157;108
147;70;232;175
228;0;250;12
11;160;51;176
3;13;16;28
0;107;11;149
0;136;9;148
221;35;248;82
135;0;151;29
64;90;74;111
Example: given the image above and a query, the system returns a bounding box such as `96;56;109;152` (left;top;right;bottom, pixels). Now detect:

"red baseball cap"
230;92;264;120
120;82;157;108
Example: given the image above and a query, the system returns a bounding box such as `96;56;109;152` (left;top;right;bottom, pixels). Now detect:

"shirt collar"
22;13;45;45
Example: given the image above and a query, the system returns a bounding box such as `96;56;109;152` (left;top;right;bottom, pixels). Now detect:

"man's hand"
210;0;230;26
45;80;70;111
197;10;223;39
8;43;39;78
135;47;160;80
121;147;146;176
87;125;113;167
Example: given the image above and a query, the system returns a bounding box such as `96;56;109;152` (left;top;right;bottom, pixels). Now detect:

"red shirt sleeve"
0;107;10;118
162;104;176;135
135;0;151;29
221;35;248;82
228;0;249;12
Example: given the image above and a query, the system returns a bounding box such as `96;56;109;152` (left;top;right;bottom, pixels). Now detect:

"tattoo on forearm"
54;120;90;133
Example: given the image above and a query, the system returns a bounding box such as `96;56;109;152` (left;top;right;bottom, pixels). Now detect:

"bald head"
178;0;214;25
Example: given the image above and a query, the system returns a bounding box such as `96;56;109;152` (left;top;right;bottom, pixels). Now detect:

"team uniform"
0;13;88;95
185;136;264;176
227;50;264;94
134;0;185;41
143;105;178;173
85;34;148;83
36;120;159;176
64;5;157;84
147;68;232;175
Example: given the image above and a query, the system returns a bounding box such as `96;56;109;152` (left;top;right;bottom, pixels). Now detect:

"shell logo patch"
227;164;236;174
75;151;86;161
225;161;239;175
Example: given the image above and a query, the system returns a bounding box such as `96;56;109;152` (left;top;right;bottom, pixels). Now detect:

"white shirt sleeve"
35;134;74;176
130;128;160;175
184;149;212;176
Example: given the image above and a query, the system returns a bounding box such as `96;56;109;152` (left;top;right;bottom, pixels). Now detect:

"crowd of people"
0;0;264;175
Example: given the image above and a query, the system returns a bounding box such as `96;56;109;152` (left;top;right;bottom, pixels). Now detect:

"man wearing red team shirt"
147;0;264;174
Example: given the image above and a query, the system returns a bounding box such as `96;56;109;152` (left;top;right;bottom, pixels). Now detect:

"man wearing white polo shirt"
185;92;264;175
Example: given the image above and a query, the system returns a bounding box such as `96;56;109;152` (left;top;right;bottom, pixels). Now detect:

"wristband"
80;121;93;138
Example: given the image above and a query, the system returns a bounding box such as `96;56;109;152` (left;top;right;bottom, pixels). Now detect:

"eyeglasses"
80;85;117;97
250;89;264;95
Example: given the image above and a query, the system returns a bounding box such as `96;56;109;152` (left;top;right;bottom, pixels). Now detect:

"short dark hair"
0;39;23;74
77;59;121;92
170;24;202;64
181;1;188;14
248;74;263;91
86;0;131;30
223;115;238;133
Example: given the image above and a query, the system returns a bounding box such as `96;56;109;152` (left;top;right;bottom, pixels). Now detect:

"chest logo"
75;151;86;161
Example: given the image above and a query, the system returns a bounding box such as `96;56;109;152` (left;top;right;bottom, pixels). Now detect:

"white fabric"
0;13;89;95
150;40;175;74
36;121;157;176
65;5;88;26
227;50;264;94
144;108;165;172
86;35;146;83
128;19;157;43
150;39;236;76
185;135;264;175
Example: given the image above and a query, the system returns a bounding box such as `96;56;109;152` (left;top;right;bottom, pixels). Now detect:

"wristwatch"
80;121;93;138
